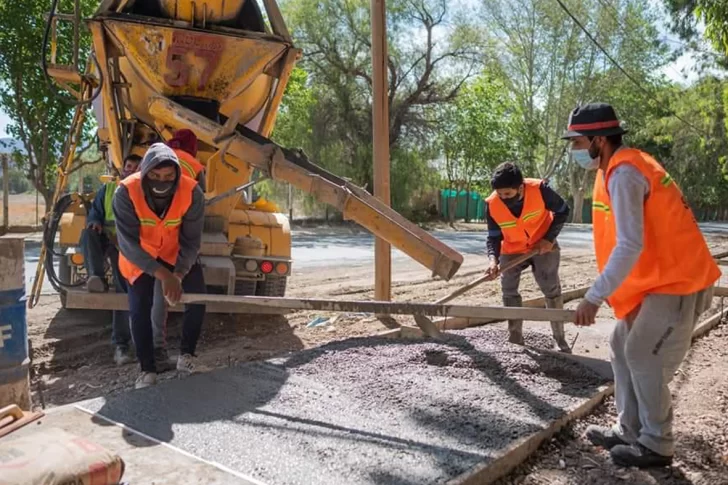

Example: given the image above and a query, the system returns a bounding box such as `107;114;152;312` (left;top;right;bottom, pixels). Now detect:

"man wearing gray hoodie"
113;143;206;389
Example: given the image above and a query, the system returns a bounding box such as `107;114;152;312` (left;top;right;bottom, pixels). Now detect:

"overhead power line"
554;0;707;137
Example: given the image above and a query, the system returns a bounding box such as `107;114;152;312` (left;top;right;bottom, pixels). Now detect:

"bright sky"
0;2;717;137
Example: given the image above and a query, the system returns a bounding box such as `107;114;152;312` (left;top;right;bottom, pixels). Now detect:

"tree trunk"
447;187;457;227
572;191;585;224
464;185;471;223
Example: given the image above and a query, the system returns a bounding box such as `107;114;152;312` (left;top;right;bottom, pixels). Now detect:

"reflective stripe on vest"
486;178;554;255
103;181;117;236
592;148;720;319
173;148;205;180
117;172;196;284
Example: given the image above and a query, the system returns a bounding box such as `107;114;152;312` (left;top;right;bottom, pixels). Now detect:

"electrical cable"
554;0;708;137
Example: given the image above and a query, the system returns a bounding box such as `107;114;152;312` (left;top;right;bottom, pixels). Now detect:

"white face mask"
572;139;599;170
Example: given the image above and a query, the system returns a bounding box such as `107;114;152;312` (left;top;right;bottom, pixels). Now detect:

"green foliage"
439;74;520;190
664;1;728;58
0;0;97;209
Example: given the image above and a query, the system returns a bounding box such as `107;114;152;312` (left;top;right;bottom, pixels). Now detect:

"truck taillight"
260;261;274;274
276;262;288;275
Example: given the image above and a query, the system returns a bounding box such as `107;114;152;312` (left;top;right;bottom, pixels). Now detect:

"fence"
440;189;486;222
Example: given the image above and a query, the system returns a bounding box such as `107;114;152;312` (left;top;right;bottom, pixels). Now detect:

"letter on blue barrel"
0;236;30;410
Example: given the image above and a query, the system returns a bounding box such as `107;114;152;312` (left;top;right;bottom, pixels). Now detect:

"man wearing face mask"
564;103;719;468
484;162;571;353
113;143;206;389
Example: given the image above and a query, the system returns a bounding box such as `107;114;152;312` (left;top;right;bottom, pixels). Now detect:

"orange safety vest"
173;148;205;180
486;178;554;255
592;148;720;319
117;172;197;284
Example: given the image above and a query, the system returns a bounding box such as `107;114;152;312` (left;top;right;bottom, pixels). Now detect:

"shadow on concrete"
90;360;289;445
82;328;606;484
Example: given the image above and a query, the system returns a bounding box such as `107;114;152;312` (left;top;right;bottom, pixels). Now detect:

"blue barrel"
0;237;30;410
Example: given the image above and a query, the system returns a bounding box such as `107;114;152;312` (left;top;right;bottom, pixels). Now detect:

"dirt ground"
494;322;728;485
2;192;42;227
24;230;728;484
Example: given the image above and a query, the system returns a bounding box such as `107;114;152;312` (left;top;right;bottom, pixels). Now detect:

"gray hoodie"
113;143;205;278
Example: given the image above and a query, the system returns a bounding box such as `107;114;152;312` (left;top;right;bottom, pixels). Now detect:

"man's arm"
113;185;163;276
196;171;206;193
585;165;650;305
87;185;106;227
485;202;503;261
174;185;205;277
540;181;570;242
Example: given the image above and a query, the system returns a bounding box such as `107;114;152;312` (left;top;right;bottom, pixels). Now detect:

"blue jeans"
128;261;206;373
81;228;168;350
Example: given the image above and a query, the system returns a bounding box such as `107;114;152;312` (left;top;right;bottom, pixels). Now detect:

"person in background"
168;128;206;190
565;102;719;468
484;162;572;353
113;143;206;389
82;154;140;365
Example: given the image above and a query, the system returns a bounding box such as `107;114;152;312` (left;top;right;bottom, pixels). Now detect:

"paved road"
21;223;728;295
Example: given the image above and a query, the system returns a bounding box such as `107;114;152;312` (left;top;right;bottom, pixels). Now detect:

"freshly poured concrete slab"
79;327;608;485
5;405;260;484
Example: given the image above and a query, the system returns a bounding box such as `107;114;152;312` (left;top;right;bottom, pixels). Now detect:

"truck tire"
58;255;72;309
255;275;287;297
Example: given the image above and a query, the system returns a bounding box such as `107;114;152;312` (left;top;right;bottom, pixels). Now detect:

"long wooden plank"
64;291;288;315
65;291;574;321
167;294;576;322
714;286;728;297
436;286;590;330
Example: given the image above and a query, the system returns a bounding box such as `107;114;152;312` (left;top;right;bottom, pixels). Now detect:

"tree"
664;1;728;58
439;74;520;222
0;0;99;213
481;0;670;222
282;0;484;192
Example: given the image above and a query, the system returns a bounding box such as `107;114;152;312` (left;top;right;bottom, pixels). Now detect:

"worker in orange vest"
167;128;206;190
564;103;719;468
113;143;207;389
484;162;572;353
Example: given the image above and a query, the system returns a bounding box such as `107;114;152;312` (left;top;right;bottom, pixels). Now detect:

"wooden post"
2;154;8;232
371;0;391;301
288;184;293;222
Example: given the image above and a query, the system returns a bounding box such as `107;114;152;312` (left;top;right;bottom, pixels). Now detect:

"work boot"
135;372;157;389
87;275;107;293
177;354;209;375
154;347;176;373
611;443;673;468
546;296;571;353
585;425;628;450
504;295;524;345
113;346;133;366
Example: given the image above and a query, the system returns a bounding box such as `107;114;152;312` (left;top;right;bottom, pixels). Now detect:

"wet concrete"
80;327;608;485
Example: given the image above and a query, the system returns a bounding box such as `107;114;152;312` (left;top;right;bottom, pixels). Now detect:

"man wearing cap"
564;103;719;468
167;128;206;190
484;162;572;353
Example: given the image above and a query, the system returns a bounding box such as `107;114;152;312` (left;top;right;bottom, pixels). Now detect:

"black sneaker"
611;443;673;468
585;425;628;450
154;348;176;373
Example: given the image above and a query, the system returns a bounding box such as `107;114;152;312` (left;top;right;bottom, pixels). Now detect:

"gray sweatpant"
611;290;709;456
499;248;562;300
151;279;168;350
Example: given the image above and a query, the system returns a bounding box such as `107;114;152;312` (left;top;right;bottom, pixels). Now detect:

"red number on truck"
163;32;223;90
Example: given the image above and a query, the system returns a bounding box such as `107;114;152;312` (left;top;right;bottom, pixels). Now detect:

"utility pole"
371;0;391;302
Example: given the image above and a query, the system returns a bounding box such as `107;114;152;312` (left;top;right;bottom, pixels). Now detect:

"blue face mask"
572;149;599;170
